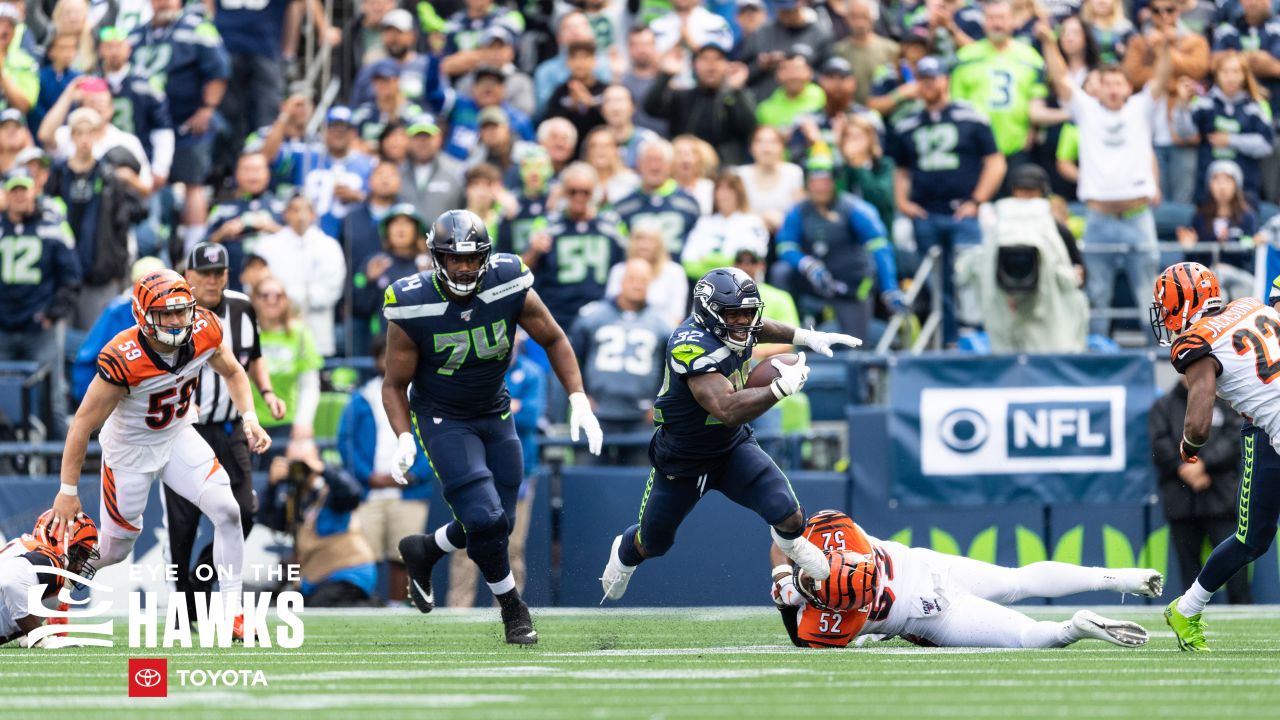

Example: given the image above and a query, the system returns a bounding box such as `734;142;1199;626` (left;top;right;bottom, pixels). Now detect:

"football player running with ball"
1154;262;1280;651
599;267;861;601
390;210;602;645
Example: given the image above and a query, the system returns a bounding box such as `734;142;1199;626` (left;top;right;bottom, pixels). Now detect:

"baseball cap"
4;169;34;191
820;56;853;78
474;64;508;83
380;202;428;238
916;56;947;78
407;114;440;136
382;8;415;33
481;25;516;46
370;59;401;79
15;146;49;167
98;25;128;42
0;108;23;126
326;105;354;126
902;28;931;46
694;40;731;58
478;106;509;127
1009;163;1050;195
187;242;229;271
0;5;19;24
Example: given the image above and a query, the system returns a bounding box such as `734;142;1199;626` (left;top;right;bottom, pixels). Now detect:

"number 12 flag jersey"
1171;296;1280;452
96;306;223;473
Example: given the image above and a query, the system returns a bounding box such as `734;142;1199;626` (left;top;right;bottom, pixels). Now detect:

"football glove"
882;288;910;314
799;256;848;299
771;564;803;608
769;352;810;400
569;392;604;456
793;327;863;357
390;432;417;485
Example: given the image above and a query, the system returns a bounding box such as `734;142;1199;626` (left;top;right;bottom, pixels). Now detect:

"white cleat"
1107;568;1163;597
599;535;636;603
1071;609;1149;647
786;535;831;581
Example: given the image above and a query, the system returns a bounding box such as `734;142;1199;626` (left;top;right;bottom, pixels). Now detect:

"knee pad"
464;519;510;559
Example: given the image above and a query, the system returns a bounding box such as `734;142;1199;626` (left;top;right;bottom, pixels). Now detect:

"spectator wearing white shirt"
39;79;153;192
683;170;771;279
605;220;689;328
253;193;348;356
649;0;734;57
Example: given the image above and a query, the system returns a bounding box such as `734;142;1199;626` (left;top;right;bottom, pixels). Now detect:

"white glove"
769;352;810;400
771;565;803;608
568;392;604;456
390;432;417;485
793;327;863;357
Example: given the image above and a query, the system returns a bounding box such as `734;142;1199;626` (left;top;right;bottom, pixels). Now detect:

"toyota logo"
134;669;162;687
939;408;989;453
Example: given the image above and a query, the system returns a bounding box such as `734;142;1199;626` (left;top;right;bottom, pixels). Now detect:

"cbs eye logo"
938;408;989;454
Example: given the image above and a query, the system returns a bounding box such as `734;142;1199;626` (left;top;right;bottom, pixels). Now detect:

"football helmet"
1151;262;1222;346
429;209;492;295
691;267;765;355
795;549;878;612
32;510;99;586
803;509;858;553
132;269;198;347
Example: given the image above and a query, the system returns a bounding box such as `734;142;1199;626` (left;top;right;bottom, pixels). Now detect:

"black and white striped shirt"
196;290;261;425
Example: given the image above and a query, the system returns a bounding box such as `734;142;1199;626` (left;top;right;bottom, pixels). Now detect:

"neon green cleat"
1165;598;1211;652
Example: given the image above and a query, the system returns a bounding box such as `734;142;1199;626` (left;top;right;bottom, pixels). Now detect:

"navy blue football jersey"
531;212;626;330
650;321;752;476
383;253;532;419
888;100;999;214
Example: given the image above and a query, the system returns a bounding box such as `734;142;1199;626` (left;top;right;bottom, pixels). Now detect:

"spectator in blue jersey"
206;151;285;290
397;114;465;229
438;0;524;81
612;137;702;257
533;11;611;114
34;32;80;132
889;56;1007;347
775;154;904;339
789;56;882;167
278;106;376;240
867;30;930;121
253;92;319;192
341;333;433;607
523;162;626;331
97;24;174;257
544;42;607;158
1173;51;1274;205
71;256;164;403
260;454;378;607
352;202;431;344
342;160;403;298
444;64;534;162
0;168;81;437
128;0;229;249
350;8;447;116
449;26;536;118
1211;0;1280;201
352;60;421;151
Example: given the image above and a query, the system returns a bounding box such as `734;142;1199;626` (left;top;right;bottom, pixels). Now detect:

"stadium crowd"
2;0;1280;604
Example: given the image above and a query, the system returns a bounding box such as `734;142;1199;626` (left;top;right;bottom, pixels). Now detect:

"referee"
164;243;286;607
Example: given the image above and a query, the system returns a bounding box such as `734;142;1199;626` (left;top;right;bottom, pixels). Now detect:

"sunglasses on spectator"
1152;6;1177;14
565;187;592;197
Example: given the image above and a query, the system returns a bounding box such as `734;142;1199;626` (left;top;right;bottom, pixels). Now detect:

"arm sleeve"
1170;333;1218;375
850;203;897;291
336;396;373;486
775;208;806;267
1227;126;1275;158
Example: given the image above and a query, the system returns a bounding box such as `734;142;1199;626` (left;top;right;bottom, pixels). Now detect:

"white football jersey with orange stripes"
95;307;224;473
1171;297;1280;452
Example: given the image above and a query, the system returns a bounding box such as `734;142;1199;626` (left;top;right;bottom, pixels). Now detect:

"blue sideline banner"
888;352;1158;506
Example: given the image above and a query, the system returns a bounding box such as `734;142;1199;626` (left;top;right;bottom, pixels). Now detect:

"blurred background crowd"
0;0;1274;606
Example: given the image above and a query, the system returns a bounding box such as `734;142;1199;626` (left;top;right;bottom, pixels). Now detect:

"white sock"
1177;581;1213;616
200;486;243;616
435;525;458;553
487;572;516;596
1021;620;1076;648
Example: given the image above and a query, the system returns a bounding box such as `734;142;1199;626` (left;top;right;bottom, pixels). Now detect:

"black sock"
416;533;447;570
496;588;523;610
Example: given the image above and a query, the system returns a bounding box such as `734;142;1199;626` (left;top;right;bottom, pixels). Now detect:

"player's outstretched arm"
1180;356;1218;463
382;322;421;483
52;376;126;539
519;289;604;455
760;319;862;357
210;339;272;454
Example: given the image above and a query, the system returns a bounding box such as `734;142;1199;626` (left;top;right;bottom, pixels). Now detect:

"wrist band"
772;563;793;581
1182;434;1206;448
59;483;78;497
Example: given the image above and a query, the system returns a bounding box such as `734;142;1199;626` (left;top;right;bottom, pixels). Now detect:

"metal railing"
876;245;943;355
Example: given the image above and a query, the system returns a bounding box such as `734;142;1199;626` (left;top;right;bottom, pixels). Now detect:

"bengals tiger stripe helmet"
133;269;198;347
795;550;879;612
1151;262;1222;346
32;510;99;586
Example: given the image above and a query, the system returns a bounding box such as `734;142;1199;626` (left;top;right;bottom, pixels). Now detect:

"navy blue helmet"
691;267;765;354
429;209;492;295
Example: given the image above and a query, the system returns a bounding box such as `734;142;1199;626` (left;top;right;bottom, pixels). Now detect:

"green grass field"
3;606;1279;720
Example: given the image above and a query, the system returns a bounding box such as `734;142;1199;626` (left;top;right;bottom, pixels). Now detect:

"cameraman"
259;452;378;607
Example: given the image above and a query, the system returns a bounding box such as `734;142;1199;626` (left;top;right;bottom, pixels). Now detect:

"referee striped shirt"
196;290;261;424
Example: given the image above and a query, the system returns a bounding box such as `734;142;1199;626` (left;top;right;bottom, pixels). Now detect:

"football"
747;353;800;389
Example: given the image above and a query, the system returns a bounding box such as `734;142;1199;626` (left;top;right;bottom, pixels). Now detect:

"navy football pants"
1198;425;1280;593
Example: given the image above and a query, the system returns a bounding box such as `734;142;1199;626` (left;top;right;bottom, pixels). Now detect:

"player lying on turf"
1154;263;1280;651
0;511;99;648
771;511;1161;649
600;268;866;601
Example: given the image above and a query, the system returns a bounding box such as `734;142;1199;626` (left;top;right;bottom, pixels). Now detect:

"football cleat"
785;534;831;582
1165;599;1210;652
501;600;538;645
599;535;636;603
1129;569;1163;598
232;614;244;643
398;534;436;614
1071;610;1148;647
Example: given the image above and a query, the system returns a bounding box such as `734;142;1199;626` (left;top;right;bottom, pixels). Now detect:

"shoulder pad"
1170;331;1214;374
668;326;731;376
476;253;533;304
